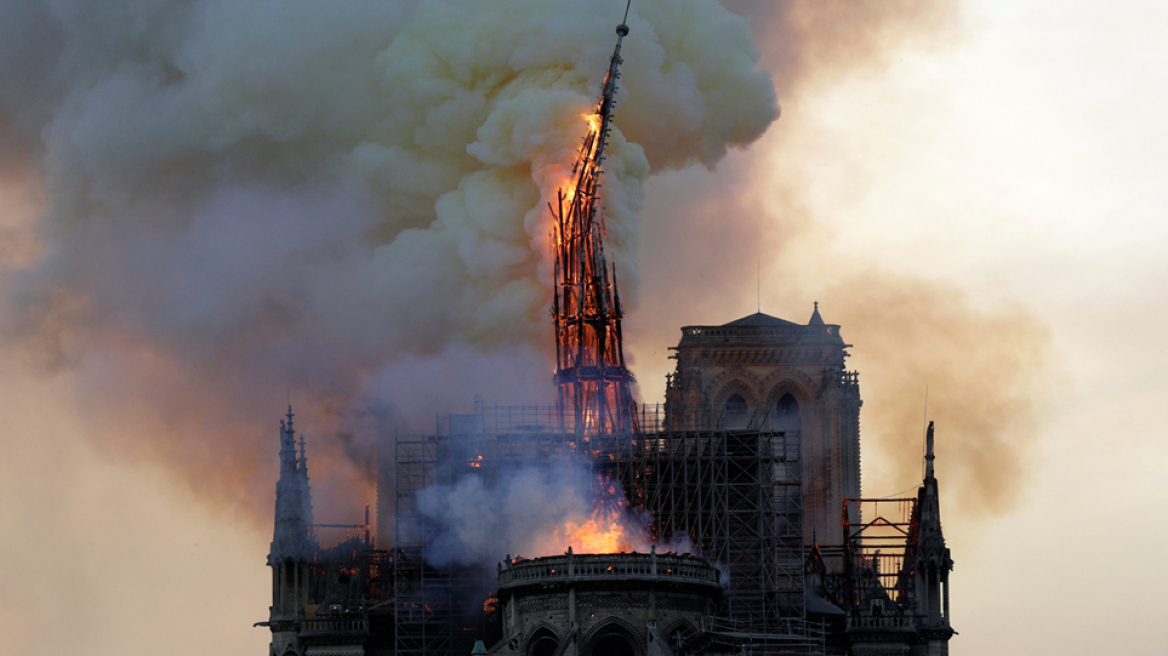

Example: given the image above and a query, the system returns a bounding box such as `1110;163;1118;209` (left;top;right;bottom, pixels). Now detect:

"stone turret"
266;406;318;656
908;421;955;655
270;405;316;564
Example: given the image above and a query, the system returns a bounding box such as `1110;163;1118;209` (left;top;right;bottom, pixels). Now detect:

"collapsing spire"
551;15;637;436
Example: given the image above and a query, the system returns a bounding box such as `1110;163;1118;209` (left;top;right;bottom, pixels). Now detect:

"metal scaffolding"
392;405;819;656
607;424;806;627
844;497;919;604
393;408;580;656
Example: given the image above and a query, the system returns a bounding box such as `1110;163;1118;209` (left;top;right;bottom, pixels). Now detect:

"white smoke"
416;460;696;568
0;0;778;519
416;461;604;568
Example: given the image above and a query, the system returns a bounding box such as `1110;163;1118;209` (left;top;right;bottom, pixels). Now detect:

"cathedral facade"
663;306;862;545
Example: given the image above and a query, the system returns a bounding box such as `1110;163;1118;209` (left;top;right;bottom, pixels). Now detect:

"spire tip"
925;421;936;479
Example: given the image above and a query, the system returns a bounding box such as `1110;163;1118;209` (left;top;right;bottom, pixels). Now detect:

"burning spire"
551;8;638;436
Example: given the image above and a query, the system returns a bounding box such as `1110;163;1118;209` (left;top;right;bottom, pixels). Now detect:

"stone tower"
663;305;862;545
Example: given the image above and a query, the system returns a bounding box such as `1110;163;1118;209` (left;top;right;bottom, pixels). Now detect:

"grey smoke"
417;459;695;568
417;461;602;568
0;0;777;521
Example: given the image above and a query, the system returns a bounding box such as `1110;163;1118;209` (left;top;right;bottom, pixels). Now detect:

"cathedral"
257;306;955;656
256;17;955;656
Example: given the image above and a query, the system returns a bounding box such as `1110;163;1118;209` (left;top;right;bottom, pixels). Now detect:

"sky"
1;1;1166;655
715;1;1167;652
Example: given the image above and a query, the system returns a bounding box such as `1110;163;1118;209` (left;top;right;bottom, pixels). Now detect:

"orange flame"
557;510;638;554
540;474;651;555
583;112;601;134
555;113;601;210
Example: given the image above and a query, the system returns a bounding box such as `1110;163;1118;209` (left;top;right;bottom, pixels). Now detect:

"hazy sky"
2;1;1166;655
726;1;1167;652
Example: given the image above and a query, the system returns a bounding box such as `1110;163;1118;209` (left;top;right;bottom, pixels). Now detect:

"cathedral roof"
722;312;799;327
678;306;847;349
805;591;846;616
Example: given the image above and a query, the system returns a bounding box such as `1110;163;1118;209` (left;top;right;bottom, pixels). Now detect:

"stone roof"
808;302;825;326
721;312;799;327
806;592;846;616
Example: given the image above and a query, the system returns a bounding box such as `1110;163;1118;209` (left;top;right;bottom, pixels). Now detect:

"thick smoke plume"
417;461;692;568
0;0;776;524
629;0;1052;521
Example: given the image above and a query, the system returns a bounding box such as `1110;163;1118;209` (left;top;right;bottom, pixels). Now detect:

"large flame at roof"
537;474;655;556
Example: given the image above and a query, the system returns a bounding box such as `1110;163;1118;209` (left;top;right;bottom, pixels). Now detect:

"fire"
528;471;698;557
552;113;601;212
557;509;639;554
549;105;638;436
583;112;601;133
536;473;653;555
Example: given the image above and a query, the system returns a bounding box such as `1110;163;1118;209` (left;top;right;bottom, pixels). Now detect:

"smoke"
627;0;1053;521
822;272;1052;518
416;460;692;569
0;0;777;524
2;0;1048;533
722;0;961;93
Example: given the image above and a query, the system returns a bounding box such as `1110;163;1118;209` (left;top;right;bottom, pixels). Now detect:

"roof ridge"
721;312;798;327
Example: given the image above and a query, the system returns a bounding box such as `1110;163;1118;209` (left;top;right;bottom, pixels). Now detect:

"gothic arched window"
771;393;803;510
587;623;639;656
723;393;748;429
773;393;801;434
528;628;560;656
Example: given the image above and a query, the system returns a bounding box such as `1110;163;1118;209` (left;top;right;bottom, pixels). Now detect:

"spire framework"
551;20;637;436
